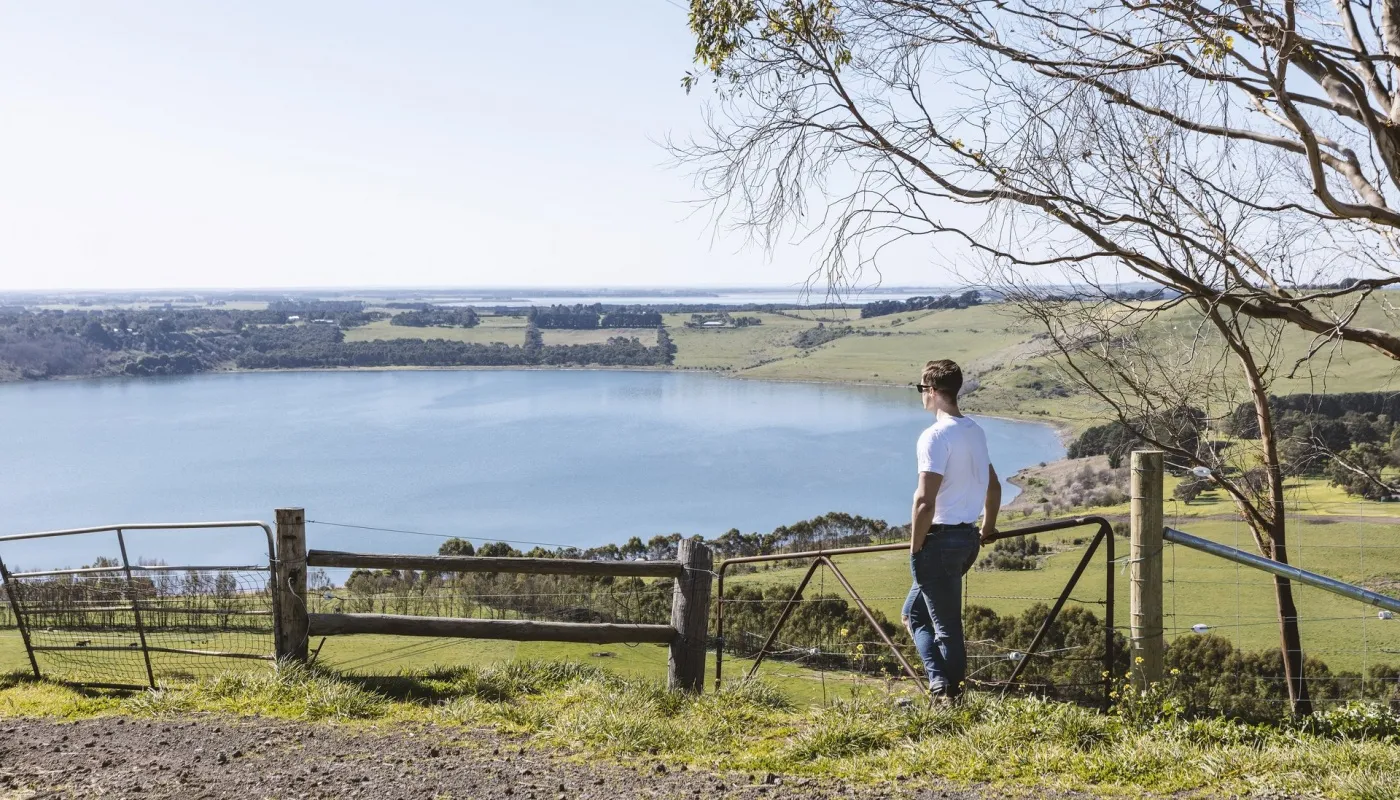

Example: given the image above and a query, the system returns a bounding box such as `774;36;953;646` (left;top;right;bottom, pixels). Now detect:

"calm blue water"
0;371;1062;570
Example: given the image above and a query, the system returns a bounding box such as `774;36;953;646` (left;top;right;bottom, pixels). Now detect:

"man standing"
905;359;1000;699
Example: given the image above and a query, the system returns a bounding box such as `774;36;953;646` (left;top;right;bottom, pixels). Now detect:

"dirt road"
0;717;1059;800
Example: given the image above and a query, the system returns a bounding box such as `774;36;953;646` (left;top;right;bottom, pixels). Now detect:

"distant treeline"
0;308;672;381
267;300;366;314
1224;393;1400;500
1065;394;1399;500
860;290;983;318
237;324;675;370
526;305;664;329
389;307;480;328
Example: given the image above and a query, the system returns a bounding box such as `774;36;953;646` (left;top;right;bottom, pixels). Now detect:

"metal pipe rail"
0;521;275;553
1164;527;1400;614
714;516;1117;708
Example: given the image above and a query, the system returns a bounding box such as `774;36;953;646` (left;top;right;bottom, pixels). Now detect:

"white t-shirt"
916;413;992;525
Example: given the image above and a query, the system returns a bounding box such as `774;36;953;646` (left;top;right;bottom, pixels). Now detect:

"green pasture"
343;316;528;345
344;316;656;347
725;518;1400;673
1011;470;1400;522
662;312;814;371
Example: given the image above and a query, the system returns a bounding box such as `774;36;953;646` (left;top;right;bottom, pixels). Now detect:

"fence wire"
1161;516;1400;714
0;524;276;689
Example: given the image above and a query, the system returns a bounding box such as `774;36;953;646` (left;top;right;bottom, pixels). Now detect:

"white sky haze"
0;1;965;292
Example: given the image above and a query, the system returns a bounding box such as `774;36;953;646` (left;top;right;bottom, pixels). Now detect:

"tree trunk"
1204;304;1313;716
1270;540;1314;716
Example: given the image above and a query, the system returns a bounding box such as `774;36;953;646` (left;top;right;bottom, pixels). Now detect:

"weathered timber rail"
277;510;714;692
306;549;685;578
306;614;676;643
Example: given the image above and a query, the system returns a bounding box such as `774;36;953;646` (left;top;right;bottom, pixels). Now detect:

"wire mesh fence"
0;522;276;688
715;563;1125;707
1161;523;1400;717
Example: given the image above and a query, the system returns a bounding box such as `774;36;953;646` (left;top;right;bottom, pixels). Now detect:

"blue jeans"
905;527;980;695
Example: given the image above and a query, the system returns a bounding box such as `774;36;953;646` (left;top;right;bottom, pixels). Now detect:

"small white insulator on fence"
1008;651;1024;662
1191;623;1210;634
1380;610;1394;621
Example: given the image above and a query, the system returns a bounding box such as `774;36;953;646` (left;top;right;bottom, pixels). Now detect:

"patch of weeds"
1300;702;1400;744
1338;768;1400;800
717;679;793;711
129;662;387;720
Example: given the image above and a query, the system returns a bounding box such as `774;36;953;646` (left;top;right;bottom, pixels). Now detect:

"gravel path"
0;717;1066;800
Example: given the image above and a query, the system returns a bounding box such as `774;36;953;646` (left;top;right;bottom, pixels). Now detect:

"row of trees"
860;291;983;319
4;559;266;634
526;305;666;329
0;308;676;379
389;307;480;328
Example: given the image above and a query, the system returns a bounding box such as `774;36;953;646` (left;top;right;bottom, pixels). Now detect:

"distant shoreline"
1;360;1077;443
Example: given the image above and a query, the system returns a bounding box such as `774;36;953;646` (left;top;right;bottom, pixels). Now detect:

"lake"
0;370;1063;570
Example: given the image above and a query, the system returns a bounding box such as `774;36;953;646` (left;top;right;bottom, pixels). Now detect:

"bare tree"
680;0;1400;359
675;0;1400;713
1003;276;1316;710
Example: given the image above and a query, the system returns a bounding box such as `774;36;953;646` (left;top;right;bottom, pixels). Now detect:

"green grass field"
344;316;528;345
345;316;657;347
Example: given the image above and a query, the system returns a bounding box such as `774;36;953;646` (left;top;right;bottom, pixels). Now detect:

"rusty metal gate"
715;516;1118;708
0;521;278;690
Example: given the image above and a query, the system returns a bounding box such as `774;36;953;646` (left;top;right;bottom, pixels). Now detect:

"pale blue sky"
0;1;958;291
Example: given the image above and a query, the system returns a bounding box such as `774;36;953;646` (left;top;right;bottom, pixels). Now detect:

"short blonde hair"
921;359;963;398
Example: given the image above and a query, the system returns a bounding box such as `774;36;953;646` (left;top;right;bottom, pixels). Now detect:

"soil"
0;717;1074;800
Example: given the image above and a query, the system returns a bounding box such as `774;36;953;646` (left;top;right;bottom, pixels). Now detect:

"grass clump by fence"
4;659;1400;797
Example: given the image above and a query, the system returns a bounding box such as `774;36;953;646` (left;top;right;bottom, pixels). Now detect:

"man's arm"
911;472;941;554
980;465;1002;544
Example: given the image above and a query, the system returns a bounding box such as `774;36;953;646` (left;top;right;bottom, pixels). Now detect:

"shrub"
977;536;1045;571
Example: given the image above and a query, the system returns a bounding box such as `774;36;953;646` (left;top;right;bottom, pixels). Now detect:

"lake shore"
1;361;1079;442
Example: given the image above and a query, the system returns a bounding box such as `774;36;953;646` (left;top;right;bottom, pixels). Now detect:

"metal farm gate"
0;521;277;689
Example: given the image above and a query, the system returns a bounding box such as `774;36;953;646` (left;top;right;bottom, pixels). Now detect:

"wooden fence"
270;508;715;692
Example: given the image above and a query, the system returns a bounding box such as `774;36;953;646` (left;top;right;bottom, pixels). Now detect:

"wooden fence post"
1130;450;1164;685
669;538;713;693
274;507;308;663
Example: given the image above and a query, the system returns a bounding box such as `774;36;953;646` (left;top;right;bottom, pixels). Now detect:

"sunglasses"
912;383;931;393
